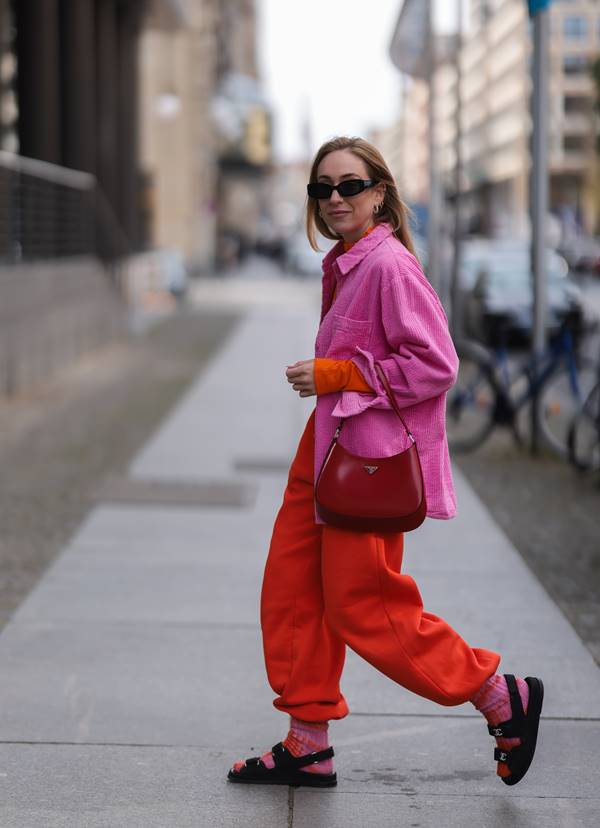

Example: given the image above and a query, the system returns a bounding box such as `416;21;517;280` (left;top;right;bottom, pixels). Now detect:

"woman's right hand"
286;360;316;397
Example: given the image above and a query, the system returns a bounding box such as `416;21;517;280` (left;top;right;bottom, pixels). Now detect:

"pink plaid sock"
233;717;333;775
471;674;529;778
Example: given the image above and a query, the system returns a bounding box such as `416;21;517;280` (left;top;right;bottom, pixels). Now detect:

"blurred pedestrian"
227;137;543;789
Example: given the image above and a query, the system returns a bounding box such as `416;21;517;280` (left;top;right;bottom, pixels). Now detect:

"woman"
227;136;543;789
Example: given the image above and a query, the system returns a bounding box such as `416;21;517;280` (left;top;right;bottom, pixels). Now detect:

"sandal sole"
502;676;544;786
227;770;337;788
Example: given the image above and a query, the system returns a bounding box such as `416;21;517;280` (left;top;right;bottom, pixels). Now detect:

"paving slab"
0;744;289;828
0;623;278;747
293;790;599;828
325;714;596;799
130;309;316;481
12;511;268;628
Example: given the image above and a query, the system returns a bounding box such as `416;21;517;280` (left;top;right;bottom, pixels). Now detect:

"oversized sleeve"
331;258;458;419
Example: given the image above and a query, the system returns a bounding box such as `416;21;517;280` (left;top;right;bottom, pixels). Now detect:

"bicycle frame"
448;315;596;454
492;323;583;414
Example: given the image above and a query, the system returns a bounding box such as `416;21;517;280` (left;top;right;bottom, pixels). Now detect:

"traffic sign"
528;0;553;16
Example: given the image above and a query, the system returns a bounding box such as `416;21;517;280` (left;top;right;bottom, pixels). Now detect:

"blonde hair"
306;136;417;258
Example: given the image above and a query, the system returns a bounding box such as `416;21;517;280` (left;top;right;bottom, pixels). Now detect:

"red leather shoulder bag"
315;363;427;533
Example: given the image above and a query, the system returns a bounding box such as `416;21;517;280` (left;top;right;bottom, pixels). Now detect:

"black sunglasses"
307;179;377;200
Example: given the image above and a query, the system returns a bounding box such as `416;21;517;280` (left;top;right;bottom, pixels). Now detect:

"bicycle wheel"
446;344;497;452
568;382;600;472
538;358;598;458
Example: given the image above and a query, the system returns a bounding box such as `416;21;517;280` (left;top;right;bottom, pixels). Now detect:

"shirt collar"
322;222;394;277
342;223;377;252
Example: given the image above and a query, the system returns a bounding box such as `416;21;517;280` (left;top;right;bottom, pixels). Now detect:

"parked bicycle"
446;313;598;457
567;366;600;474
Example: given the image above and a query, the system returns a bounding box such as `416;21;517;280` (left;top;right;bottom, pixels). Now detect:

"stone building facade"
138;0;272;272
390;0;600;238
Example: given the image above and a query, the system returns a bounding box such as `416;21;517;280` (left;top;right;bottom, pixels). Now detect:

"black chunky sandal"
489;674;544;786
227;741;337;788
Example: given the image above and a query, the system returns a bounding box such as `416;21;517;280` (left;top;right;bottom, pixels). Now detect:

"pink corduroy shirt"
312;221;459;525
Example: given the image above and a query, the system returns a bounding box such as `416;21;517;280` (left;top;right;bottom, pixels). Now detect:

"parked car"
463;248;583;347
453;238;527;333
557;236;600;273
457;237;496;288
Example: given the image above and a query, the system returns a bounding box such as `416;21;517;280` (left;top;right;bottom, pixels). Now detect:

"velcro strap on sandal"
487;720;521;739
505;674;526;725
488;673;525;744
494;744;523;770
486;674;527;741
271;741;334;770
494;747;509;764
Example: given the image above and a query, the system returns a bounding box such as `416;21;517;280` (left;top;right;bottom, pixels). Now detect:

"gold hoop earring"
373;203;382;214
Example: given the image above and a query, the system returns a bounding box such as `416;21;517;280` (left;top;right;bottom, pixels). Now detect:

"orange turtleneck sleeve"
314;357;374;395
313;225;377;396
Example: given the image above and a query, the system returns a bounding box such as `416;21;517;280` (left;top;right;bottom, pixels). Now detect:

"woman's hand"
286;360;316;397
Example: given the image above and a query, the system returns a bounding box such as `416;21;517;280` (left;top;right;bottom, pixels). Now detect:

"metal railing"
0;150;131;268
0;151;133;396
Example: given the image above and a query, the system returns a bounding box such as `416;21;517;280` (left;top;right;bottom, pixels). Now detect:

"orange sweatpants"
260;409;500;722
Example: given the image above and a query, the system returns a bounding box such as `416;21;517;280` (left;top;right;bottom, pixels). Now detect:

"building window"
564;135;587;152
563;55;589;75
563;16;588;39
564;95;590;114
0;0;18;153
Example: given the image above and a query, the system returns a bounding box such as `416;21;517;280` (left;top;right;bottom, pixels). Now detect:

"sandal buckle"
498;751;508;763
492;727;504;737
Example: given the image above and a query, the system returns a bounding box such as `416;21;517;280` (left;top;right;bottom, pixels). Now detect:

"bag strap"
335;362;414;443
374;362;415;442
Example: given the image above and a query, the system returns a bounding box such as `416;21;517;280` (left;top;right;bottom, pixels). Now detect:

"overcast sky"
257;0;458;163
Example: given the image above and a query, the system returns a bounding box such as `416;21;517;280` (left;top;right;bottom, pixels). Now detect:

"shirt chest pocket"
326;314;373;359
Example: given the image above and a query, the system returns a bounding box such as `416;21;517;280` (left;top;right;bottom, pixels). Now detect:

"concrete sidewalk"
0;285;599;827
